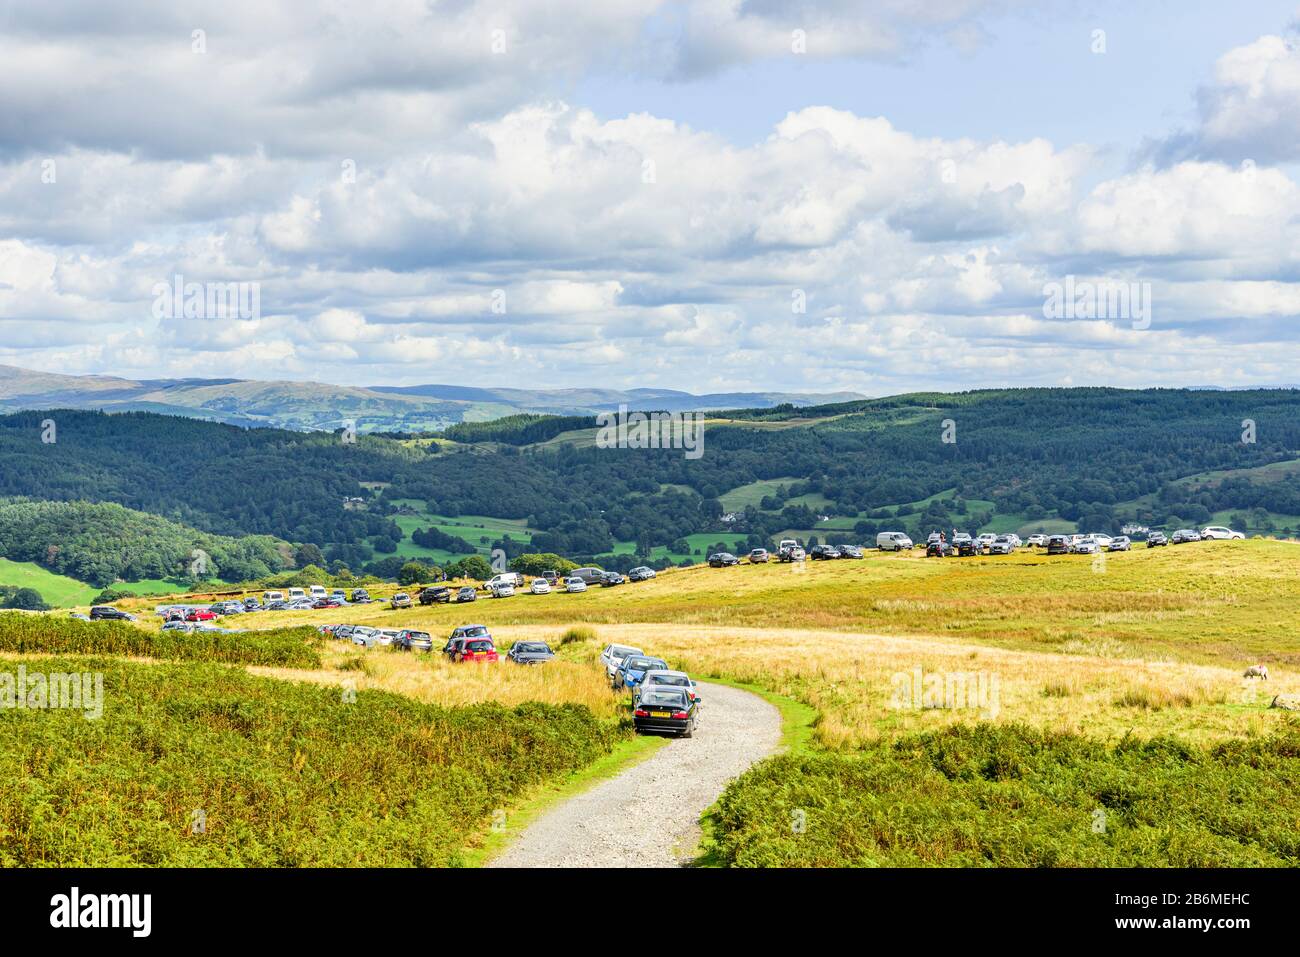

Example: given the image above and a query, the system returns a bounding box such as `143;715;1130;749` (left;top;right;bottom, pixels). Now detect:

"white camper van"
309;585;328;600
288;587;307;601
262;590;285;604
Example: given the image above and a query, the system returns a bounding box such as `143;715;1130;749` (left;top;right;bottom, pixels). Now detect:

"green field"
0;559;180;608
389;501;537;564
719;477;802;512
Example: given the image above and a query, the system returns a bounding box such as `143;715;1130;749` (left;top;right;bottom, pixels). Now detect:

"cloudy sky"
4;0;1300;395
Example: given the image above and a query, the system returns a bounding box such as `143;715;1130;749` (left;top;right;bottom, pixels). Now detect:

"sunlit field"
118;538;1300;667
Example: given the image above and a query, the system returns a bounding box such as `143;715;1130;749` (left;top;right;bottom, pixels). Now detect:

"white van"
309;585;328;600
262;590;285;604
876;532;913;551
288;587;307;601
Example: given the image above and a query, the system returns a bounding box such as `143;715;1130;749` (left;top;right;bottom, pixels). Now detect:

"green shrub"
0;656;626;866
710;724;1300;867
559;626;597;647
0;613;321;668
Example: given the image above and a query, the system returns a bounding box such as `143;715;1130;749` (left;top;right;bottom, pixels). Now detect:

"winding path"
488;682;782;867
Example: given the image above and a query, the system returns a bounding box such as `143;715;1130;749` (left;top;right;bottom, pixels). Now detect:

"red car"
312;599;341;609
185;609;217;622
455;638;499;663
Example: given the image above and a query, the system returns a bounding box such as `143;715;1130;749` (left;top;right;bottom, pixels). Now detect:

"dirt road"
487;682;781;867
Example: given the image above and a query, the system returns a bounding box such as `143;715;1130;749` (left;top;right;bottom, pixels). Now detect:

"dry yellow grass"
249;643;626;720
477;623;1297;749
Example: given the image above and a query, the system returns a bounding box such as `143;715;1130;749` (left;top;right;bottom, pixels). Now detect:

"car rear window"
406;631;430;640
464;640;493;652
640;690;687;707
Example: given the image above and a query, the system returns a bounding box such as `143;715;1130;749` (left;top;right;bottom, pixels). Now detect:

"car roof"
643;669;690;679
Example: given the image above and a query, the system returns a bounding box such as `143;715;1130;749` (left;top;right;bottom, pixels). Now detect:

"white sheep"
1243;664;1270;680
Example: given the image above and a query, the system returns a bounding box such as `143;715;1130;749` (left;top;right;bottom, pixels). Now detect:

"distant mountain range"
0;365;864;433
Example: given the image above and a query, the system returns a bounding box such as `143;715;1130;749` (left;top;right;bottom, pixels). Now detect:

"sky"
4;0;1300;396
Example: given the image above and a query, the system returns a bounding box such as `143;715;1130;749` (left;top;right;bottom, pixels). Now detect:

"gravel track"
488;682;781;868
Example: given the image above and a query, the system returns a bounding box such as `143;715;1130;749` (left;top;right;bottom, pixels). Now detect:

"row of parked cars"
320;620;559;664
391;566;660;606
598;643;701;737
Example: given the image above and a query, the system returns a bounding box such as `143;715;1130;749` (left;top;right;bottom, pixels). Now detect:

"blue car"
614;655;669;691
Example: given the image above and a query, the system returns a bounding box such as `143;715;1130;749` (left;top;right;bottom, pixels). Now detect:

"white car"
1088;533;1114;548
489;581;515;598
376;629;401;646
1200;526;1244;540
1026;534;1047;547
564;576;587;593
530;578;551;595
486;572;524;591
976;533;997;551
599;644;644;680
1070;538;1099;554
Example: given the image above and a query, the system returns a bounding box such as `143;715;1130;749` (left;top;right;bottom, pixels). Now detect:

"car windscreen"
624;657;656;670
640;690;687;707
610;646;639;657
460;626;488;637
515;643;550;654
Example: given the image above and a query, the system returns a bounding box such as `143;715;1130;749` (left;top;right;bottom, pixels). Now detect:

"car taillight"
634;709;649;717
671;711;688;719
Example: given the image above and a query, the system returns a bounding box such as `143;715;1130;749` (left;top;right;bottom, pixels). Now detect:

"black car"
1146;531;1168;547
1046;535;1071;555
633;687;698;737
507;640;556;665
456;586;477;602
707;553;739;567
418;586;452;605
953;535;978;557
926;539;953;557
89;606;135;621
601;572;625;586
350;588;373;603
839;545;864;559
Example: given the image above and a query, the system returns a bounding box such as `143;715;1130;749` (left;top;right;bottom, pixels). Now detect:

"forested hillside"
1;389;1298;590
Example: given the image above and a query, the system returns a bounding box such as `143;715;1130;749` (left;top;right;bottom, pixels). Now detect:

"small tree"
398;561;432;586
4;588;48;611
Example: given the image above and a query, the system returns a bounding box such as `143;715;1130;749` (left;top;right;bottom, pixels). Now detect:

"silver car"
1108;536;1131;551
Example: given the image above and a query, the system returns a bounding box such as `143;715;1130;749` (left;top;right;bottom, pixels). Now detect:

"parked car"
748;548;770;564
530;578;551;595
628;566;657;582
565;576;587;593
876;532;913;551
160;620;193;632
614;655;670;692
486;573;524;592
568;567;607;586
953;533;978;556
976;533;997;552
396;629;434;652
350;626;381;647
633;687;698;737
1089;533;1114;549
926;537;953;557
389;592;412;609
1046;535;1071;555
1069;538;1099;555
540;570;559;584
786;546;806;561
809;545;838;560
1200;526;1244;540
507;641;555;665
90;606;135;621
1147;531;1168;547
350;588;373;603
601;572;625;586
988;535;1016;555
839;544;864;559
600;644;644;680
443;625;491;658
418;586;452;605
707;553;739;567
453;637;498;663
488;581;514;598
1108;536;1131;551
312;599;341;609
1171;529;1201;544
638;669;700;703
456;586;478;602
184;608;217;622
1026;534;1047;547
